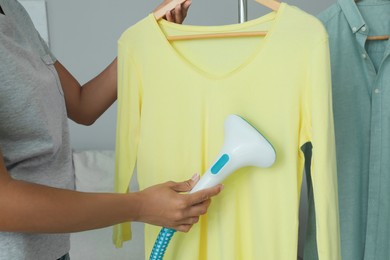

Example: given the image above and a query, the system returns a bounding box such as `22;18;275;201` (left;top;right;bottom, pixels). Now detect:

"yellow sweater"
114;3;341;260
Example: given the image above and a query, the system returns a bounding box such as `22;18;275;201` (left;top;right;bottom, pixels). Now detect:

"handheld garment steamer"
149;114;276;260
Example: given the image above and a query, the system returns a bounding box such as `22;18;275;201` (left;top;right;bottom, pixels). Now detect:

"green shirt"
305;0;390;259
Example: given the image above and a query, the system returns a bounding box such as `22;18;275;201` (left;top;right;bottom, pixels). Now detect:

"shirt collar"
338;0;367;34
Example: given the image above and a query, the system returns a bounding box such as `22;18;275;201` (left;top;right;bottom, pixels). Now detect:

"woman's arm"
0;151;222;233
56;1;191;125
54;60;117;125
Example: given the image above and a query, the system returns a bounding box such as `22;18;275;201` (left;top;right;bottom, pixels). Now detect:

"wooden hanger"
255;0;281;11
354;0;389;41
367;35;389;41
153;0;281;41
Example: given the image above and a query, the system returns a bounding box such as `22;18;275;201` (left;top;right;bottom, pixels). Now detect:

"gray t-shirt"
0;0;75;259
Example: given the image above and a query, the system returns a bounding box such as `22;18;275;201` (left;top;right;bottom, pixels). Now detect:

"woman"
0;0;222;259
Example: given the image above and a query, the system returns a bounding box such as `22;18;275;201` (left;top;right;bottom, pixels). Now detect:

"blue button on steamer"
211;154;230;174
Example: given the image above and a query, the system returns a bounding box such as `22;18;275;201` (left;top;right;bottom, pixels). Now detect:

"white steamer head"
190;114;276;193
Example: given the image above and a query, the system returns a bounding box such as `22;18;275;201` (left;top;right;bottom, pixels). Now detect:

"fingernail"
191;173;199;181
220;184;225;191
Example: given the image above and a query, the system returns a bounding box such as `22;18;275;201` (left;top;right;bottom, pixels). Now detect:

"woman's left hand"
157;0;192;24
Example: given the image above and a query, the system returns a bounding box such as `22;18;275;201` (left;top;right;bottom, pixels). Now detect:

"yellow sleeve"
308;38;341;260
112;40;142;248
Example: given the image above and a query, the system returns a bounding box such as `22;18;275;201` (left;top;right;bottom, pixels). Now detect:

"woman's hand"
0;148;222;234
156;0;192;24
133;174;223;232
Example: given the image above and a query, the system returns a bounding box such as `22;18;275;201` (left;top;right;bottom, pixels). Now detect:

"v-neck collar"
149;3;287;80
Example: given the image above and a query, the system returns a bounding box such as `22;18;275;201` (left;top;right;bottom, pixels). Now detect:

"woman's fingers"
170;174;199;192
165;0;192;24
187;185;224;205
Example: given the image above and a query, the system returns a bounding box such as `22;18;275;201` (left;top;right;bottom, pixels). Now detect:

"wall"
41;0;336;150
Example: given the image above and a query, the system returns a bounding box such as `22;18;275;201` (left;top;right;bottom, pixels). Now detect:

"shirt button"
374;89;380;94
362;26;367;32
352;27;357;32
362;53;367;59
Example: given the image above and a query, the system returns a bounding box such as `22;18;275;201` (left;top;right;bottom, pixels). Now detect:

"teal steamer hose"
149;228;176;260
148;115;276;260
